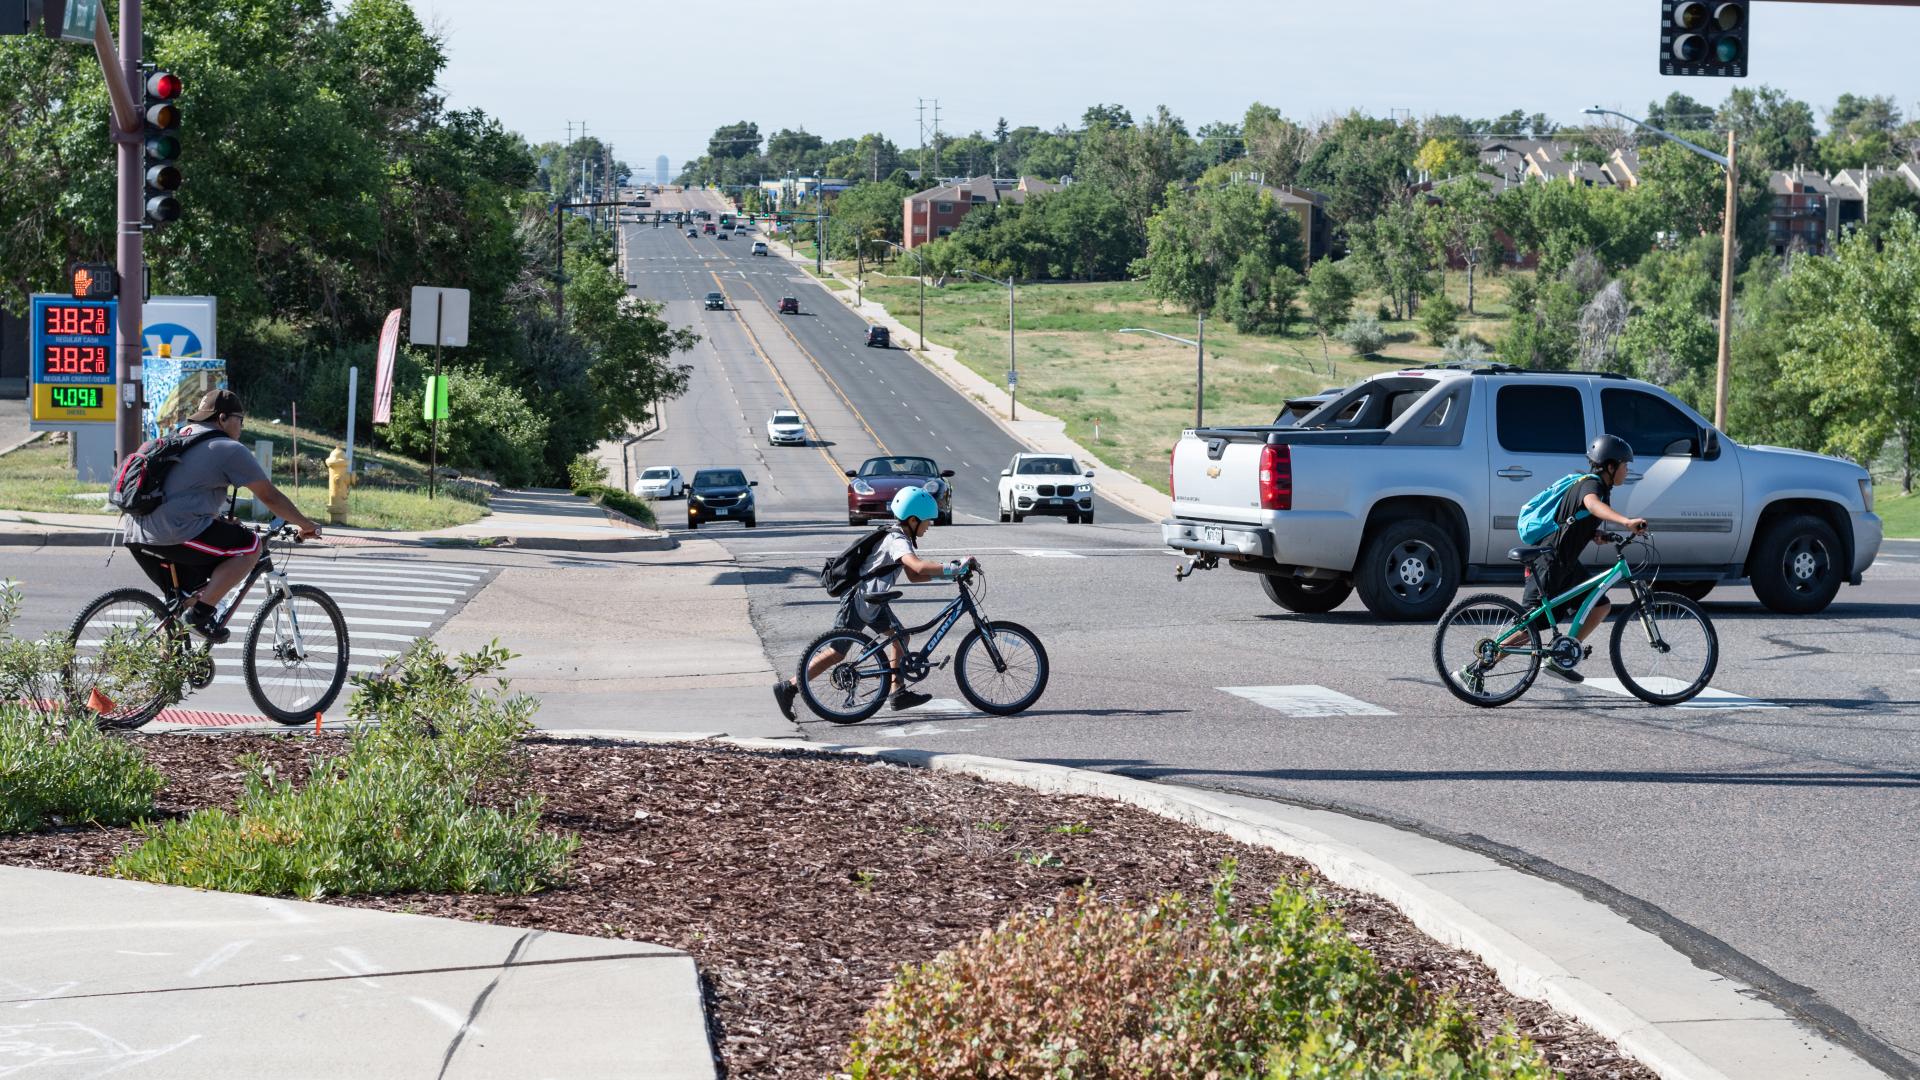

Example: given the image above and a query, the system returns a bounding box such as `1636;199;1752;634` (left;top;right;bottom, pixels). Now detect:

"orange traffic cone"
86;687;118;715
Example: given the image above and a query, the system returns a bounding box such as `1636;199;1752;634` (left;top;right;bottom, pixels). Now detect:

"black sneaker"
889;690;932;712
1541;664;1584;684
772;680;798;721
184;605;230;645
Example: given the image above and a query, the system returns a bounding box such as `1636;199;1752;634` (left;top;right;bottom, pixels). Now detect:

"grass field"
1877;490;1919;539
848;270;1525;493
0;420;488;532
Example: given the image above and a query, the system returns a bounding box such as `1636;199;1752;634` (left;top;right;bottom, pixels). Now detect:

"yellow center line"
732;271;891;456
708;270;847;482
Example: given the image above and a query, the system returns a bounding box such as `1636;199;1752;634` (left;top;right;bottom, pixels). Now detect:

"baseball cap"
186;389;244;423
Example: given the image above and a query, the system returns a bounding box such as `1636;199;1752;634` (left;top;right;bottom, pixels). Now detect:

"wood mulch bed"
0;733;1657;1079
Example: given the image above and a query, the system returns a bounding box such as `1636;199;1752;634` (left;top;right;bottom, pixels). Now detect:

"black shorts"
128;519;260;594
1521;554;1587;631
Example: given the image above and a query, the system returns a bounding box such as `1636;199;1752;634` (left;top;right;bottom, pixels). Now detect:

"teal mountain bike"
1434;532;1718;707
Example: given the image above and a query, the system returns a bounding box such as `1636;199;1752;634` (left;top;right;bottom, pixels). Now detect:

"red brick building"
902;175;1058;249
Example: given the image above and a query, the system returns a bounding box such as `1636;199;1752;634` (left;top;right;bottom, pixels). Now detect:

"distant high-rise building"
656;155;669;185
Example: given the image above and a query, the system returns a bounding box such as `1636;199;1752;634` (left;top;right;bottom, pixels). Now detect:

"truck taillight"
1258;444;1291;510
1168;446;1177;501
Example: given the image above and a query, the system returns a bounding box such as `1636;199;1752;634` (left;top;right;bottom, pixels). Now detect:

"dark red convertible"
845;455;954;526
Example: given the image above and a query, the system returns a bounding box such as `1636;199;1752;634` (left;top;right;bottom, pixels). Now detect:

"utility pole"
932;98;942;179
1714;128;1737;432
114;0;144;464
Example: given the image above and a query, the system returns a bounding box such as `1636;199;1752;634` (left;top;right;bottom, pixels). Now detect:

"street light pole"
1118;321;1207;428
958;267;1019;420
1587;106;1737;432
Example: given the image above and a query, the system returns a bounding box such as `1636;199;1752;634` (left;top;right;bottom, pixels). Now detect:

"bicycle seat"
866;590;902;605
1507;545;1550;563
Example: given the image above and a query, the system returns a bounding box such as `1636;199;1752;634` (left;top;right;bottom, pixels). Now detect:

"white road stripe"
1220;685;1396;718
1013;550;1088;559
227;600;446;616
263;591;452;607
286;580;468;598
300;564;483;582
1585;678;1783;709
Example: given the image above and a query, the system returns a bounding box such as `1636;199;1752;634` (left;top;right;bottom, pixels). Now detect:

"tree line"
0;0;691;487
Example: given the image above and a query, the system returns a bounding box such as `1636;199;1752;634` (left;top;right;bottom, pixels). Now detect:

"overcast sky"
404;0;1918;176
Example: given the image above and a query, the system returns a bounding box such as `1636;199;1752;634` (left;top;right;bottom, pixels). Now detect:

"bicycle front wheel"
243;584;350;725
1610;590;1718;705
67;588;179;729
954;620;1049;716
797;628;893;724
1433;592;1540;707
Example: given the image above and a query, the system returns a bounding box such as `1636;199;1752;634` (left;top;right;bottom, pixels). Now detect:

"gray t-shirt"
852;527;915;623
121;426;269;546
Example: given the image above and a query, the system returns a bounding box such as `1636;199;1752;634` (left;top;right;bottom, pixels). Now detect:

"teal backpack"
1517;473;1591;545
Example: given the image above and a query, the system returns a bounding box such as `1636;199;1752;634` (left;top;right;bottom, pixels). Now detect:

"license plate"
714;507;729;516
1049;498;1063;506
1204;526;1223;544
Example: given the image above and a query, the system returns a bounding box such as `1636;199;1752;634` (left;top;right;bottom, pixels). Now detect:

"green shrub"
384;368;551;487
1339;315;1388;357
574;483;657;527
1442;334;1492;365
1418;294;1461;346
0;707;164;833
847;865;1553;1080
111;641;576;899
567;453;610;489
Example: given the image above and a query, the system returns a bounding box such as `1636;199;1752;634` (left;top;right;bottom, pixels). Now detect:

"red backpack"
108;427;227;516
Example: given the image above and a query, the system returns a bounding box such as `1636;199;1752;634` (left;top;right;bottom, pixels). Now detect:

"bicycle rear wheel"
954;620;1049;715
1610;590;1718;705
243;584;350;725
796;628;893;724
1433;592;1540;707
66;588;179;729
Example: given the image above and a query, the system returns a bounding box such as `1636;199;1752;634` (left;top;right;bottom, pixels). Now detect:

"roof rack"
1417;362;1634;381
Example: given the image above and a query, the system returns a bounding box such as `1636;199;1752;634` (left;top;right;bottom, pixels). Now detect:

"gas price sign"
30;294;118;425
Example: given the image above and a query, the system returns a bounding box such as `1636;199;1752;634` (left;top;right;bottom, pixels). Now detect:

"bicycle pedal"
1582;645;1593;660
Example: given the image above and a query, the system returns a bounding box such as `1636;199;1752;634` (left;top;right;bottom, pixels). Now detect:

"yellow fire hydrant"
326;447;353;525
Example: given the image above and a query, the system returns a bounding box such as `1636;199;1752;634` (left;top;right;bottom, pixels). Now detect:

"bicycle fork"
263;566;311;662
1631;583;1672;655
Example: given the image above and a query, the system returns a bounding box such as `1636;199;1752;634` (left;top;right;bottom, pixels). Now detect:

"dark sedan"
846;456;954;526
687;468;757;529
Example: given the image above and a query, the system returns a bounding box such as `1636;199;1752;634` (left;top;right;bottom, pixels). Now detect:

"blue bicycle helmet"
891;487;938;523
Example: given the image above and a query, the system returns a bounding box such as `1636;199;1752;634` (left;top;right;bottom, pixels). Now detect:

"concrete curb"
766;247;1172;524
534;728;1887;1080
0;429;46;458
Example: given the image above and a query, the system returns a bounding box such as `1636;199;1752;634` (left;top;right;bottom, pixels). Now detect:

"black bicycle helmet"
1587;433;1634;471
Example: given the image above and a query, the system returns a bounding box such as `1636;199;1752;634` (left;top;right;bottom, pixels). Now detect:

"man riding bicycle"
1515;433;1648;682
121;389;322;643
774;486;977;719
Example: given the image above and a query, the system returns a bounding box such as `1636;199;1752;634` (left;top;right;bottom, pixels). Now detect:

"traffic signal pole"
112;0;145;463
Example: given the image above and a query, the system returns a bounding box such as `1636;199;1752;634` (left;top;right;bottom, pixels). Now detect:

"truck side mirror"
1699;427;1720;458
1000;470;1012;478
1083;469;1095;478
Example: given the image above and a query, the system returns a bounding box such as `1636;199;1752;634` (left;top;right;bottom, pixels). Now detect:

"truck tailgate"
1169;432;1271;523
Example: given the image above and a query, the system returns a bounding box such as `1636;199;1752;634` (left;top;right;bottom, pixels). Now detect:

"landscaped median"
0;616;1652;1077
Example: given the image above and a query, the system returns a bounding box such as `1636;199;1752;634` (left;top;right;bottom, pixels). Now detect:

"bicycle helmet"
1587;433;1634;472
891;486;938;523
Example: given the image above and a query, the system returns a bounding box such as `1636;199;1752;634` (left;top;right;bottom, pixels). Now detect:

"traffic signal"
1661;1;1747;78
142;67;183;225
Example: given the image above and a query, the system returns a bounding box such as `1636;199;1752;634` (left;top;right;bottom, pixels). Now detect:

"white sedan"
998;453;1095;524
766;410;807;446
634;465;685;499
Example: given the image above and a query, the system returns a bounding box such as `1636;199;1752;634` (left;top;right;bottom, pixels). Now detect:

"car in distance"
778;296;800;314
702;221;716;234
752;241;769;256
634;465;685;499
847;455;954;526
687;468;757;529
685;227;698;238
998;454;1096;524
703;291;726;311
717;230;729;240
766;410;807;446
864;325;891;349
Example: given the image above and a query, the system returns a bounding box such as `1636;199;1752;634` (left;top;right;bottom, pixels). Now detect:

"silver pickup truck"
1163;365;1882;620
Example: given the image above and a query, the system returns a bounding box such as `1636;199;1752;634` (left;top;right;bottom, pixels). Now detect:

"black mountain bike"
68;519;350;728
797;566;1049;723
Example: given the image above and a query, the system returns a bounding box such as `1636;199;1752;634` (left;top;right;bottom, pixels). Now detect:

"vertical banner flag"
422;375;450;421
372;307;402;424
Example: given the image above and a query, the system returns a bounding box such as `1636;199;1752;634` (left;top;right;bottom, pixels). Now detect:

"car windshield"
705;292;722;300
1016;457;1079;476
639;468;672;479
771;412;799;424
859;457;936;478
694;470;748;488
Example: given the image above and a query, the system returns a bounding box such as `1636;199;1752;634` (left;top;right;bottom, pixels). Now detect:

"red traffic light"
146;71;181;100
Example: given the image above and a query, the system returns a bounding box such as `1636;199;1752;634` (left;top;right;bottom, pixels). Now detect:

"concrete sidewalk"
0;865;714;1078
767;245;1173;523
0;487;672;553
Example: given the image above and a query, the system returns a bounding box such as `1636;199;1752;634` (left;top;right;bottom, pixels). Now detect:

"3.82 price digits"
42;345;109;377
42;304;108;338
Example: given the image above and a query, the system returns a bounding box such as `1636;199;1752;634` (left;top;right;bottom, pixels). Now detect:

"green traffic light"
145;134;179;161
1715;36;1743;63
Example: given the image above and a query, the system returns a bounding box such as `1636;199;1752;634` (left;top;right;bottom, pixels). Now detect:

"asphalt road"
621;191;1920;1078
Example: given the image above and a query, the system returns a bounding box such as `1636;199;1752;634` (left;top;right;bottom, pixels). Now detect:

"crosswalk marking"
1013;550;1087;559
298;564;482;583
1220;685;1396;718
1585;677;1783;709
225;599;447;616
285;578;468;597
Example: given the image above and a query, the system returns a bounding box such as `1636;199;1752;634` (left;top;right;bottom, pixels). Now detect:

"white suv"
766;410;807;446
998;453;1095;523
634;465;684;499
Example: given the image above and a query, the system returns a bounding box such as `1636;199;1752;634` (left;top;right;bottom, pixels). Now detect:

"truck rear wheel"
1749;513;1843;614
1260;575;1354;614
1354;519;1460;621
